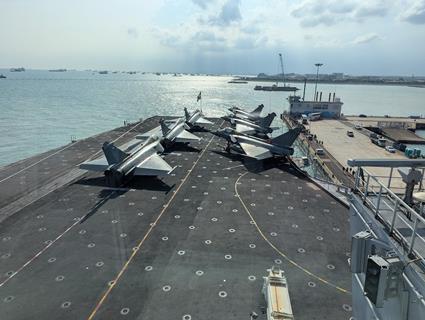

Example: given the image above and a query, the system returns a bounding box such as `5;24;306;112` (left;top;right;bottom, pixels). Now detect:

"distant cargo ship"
98;70;108;74
10;67;25;72
48;69;67;72
0;74;6;79
228;80;248;84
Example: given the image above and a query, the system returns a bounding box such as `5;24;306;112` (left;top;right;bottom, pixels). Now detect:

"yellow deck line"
234;172;351;295
87;122;222;319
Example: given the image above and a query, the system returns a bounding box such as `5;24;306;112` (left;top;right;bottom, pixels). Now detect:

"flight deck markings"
234;171;351;295
0;121;182;287
0;190;111;289
87;121;224;320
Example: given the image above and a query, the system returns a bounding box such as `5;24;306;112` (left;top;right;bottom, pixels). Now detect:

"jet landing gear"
225;142;231;153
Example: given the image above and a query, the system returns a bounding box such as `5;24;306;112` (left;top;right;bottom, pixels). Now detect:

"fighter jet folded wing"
134;153;174;176
239;142;273;160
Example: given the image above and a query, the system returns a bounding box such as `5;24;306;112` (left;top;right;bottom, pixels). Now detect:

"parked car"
370;132;378;139
347;130;354;137
359;114;367;118
385;146;396;153
354;125;362;130
316;148;325;156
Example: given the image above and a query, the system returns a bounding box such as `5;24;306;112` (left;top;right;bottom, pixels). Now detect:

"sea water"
1;69;425;166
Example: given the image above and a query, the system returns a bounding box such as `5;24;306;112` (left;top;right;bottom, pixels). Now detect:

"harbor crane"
279;53;286;87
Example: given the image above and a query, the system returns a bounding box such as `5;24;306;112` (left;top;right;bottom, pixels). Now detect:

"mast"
279;53;285;87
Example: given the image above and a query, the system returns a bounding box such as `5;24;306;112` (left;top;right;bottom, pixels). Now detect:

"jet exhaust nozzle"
104;168;124;187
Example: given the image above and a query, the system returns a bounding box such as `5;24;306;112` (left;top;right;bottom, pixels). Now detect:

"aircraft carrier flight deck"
0;117;352;319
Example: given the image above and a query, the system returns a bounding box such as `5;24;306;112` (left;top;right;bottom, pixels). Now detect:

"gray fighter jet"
228;104;264;121
184;107;213;128
79;135;174;187
223;112;277;136
216;126;302;160
136;117;201;146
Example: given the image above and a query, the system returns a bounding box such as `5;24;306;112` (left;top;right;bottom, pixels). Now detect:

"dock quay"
345;116;425;145
297;118;413;191
0;116;352;319
380;127;425;145
283;115;355;188
346;116;425;130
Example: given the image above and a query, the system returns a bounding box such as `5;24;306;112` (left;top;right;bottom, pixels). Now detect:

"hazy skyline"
1;0;425;75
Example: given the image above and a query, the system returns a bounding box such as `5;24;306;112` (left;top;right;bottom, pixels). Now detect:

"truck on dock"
371;137;386;147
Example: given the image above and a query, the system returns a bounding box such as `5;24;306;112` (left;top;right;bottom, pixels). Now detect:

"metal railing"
353;165;425;270
349;159;425;195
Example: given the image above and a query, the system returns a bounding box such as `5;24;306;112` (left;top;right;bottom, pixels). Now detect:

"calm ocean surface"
1;69;425;166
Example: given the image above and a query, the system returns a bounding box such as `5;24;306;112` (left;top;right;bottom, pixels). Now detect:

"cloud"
400;0;425;24
190;31;229;51
155;22;269;53
127;28;139;38
207;0;242;26
354;2;388;19
351;33;381;44
291;0;389;27
241;24;261;34
154;0;270;52
192;0;213;10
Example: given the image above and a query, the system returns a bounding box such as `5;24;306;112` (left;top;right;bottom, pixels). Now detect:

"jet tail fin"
184;107;191;121
257;112;276;128
250;104;264;116
159;119;170;136
102;142;129;165
271;127;302;147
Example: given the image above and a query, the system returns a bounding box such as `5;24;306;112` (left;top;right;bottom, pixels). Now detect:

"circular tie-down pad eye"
162;285;171;292
120;308;130;315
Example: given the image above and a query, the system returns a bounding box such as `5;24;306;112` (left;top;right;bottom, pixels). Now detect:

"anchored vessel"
254;54;299;92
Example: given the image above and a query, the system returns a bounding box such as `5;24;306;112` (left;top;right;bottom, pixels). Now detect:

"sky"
1;0;425;75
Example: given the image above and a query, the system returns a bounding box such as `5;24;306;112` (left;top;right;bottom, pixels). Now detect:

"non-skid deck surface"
0;118;352;319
